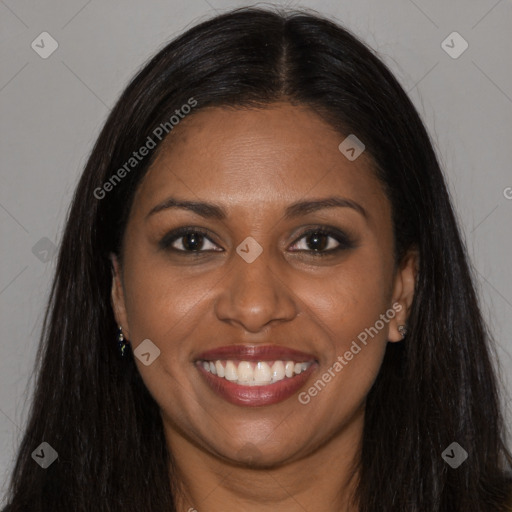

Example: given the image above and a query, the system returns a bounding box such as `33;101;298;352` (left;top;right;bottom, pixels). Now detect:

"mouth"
195;345;319;407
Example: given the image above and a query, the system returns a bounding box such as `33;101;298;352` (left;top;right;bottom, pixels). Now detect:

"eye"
159;226;355;256
159;227;222;253
289;227;355;256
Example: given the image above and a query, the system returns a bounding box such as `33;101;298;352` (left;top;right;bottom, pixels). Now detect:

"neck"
165;405;364;512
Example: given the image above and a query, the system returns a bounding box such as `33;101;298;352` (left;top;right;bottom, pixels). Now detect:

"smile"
198;359;314;385
195;345;318;407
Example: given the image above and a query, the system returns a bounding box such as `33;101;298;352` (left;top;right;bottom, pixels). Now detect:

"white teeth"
254;362;272;384
200;359;314;386
215;360;225;378
271;361;285;382
237;361;253;383
294;363;308;375
225;361;238;381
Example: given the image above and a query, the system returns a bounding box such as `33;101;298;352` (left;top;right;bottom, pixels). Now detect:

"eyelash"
158;225;355;257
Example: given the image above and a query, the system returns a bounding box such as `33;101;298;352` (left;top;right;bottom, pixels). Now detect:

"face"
111;102;417;468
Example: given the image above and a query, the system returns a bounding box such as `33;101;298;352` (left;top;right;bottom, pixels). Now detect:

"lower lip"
196;362;318;407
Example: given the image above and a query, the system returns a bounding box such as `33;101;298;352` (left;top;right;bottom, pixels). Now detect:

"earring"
398;324;408;339
117;325;131;357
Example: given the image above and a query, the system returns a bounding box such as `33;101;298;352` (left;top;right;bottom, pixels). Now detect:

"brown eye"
179;232;207;251
159;228;221;253
289;227;355;256
303;232;332;251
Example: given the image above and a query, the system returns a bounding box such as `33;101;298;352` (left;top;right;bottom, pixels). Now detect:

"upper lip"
195;344;317;362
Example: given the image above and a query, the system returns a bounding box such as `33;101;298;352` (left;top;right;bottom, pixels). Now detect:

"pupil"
183;232;203;251
308;232;327;251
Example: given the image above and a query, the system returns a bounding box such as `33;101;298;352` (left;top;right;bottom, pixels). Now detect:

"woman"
2;6;511;511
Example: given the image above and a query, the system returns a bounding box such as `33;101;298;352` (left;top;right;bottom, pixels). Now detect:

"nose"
214;249;298;333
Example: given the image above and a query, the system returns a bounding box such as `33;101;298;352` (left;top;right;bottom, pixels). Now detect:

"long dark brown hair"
3;6;511;511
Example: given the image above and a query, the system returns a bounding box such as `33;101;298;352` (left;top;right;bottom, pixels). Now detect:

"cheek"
296;251;393;392
120;254;213;415
123;261;209;344
301;251;393;341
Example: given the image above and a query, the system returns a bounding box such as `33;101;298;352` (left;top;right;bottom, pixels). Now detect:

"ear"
388;247;419;342
110;253;130;339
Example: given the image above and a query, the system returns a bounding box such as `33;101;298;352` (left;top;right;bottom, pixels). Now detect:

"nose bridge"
214;240;297;331
234;247;276;298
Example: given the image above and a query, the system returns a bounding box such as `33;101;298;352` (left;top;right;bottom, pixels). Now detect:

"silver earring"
398;324;408;339
117;325;130;357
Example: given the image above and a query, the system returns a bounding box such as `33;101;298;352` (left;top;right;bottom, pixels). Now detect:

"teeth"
237;361;253;384
225;361;238;381
271;361;285;381
294;363;309;375
199;359;313;386
215;360;225;378
254;362;272;384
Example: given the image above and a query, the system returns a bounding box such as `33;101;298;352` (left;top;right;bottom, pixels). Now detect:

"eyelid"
159;224;355;254
158;226;221;253
289;225;355;254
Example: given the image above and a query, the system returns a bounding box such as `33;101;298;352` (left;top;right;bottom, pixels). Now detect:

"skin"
111;102;418;512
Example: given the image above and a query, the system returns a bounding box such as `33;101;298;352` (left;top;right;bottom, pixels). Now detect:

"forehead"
131;103;389;222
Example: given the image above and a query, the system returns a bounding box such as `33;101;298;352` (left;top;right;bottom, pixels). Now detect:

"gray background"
1;0;511;500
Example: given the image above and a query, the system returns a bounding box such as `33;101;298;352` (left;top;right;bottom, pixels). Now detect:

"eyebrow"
146;196;368;221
